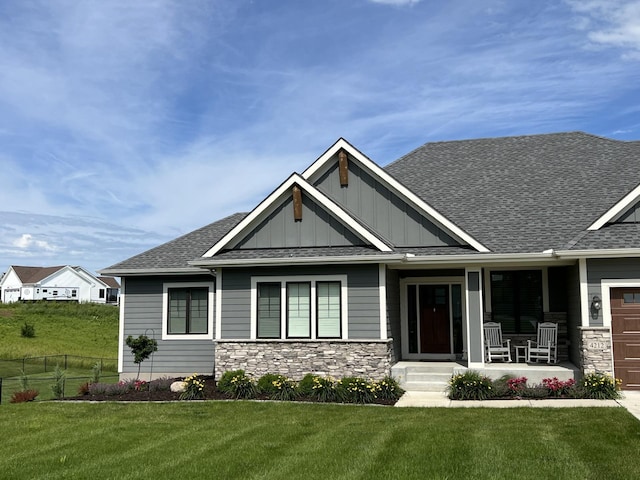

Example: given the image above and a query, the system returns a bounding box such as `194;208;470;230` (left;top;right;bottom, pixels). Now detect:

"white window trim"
250;275;348;340
162;281;215;340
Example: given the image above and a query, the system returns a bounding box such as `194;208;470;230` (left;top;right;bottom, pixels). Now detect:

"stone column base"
578;327;613;375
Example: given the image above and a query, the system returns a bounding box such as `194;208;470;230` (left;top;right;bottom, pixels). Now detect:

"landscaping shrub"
339;377;376;404
298;373;316;396
149;377;174;392
125;335;158;380
10;389;39;403
216;370;257;399
20;322;35;338
448;370;493;400
257;373;298;401
179;374;205;400
310;375;342;403
78;382;91;395
50;365;66;399
372;376;405;401
580;372;621;399
90;362;102;384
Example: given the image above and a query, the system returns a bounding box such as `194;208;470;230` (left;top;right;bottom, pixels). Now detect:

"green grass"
0;302;118;359
1;402;639;479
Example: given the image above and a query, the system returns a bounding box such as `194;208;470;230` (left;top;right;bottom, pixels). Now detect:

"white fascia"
302;138;490;253
202;173;392;257
190;254;405;268
555;248;640;259
588;182;640;230
402;251;558;266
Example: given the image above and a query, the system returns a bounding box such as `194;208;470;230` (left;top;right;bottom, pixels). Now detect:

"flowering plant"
507;377;528;395
217;370;257;399
448;371;493;400
542;377;575;397
179;374;205;400
580;372;621;399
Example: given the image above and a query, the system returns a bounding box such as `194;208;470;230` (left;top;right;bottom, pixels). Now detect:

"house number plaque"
588;342;606;349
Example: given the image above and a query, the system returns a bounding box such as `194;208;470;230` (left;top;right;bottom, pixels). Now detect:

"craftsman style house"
102;132;640;390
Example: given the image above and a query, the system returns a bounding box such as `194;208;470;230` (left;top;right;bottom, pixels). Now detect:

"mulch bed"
63;377;398;405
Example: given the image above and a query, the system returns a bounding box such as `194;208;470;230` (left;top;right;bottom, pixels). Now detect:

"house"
101;132;640;390
0;265;120;304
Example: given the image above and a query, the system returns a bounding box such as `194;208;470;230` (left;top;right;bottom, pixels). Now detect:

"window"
162;282;214;340
168;287;208;334
287;282;311;337
317;281;341;338
99;289;105;299
623;292;640;304
253;276;346;340
490;270;541;334
257;283;281;338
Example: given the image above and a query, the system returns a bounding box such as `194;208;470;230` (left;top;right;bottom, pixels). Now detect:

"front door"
419;285;450;353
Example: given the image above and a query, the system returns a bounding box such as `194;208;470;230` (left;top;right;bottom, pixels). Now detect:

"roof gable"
11;266;66;284
302;138;489;252
203;173;392;257
588;182;640;230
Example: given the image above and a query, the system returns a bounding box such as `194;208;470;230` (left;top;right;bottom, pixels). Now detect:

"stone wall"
214;340;394;380
578;326;614;375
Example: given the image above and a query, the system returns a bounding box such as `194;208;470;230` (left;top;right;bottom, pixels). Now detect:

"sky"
1;0;640;276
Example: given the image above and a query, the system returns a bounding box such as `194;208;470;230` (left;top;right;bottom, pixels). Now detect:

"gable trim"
202;174;392;257
588;183;640;230
302;138;490;253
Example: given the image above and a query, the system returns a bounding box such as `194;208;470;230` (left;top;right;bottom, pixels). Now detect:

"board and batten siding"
220;264;382;340
312;156;461;247
121;275;216;378
232;195;365;249
587;258;640;327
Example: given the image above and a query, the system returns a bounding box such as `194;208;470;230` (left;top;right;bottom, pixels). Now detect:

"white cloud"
12;234;56;252
566;0;640;57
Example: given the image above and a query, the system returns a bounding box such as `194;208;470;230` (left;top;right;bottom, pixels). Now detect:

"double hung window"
162;282;214;340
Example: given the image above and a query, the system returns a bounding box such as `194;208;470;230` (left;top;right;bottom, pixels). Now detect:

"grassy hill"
0;302;119;360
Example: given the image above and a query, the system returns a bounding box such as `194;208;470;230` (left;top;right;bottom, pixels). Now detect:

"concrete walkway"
396;390;640;421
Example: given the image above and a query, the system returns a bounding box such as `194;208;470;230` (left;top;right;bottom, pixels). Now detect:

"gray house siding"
121;275;216;378
312;157;461;247
587;258;640;326
220;264;381;340
232;195;365;250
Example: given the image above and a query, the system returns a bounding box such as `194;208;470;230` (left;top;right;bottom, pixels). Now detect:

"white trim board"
161;281;215;340
302;138;490;253
588;182;640;230
600;279;640;328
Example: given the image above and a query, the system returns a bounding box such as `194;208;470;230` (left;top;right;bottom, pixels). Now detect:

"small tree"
125;335;158;380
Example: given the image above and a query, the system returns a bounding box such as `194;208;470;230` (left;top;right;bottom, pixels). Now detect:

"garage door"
611;288;640;390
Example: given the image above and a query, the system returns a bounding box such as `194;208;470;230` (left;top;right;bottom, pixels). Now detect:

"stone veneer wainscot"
578;326;614;375
214;340;394;380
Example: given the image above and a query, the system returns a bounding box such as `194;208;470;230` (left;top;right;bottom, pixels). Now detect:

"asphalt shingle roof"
385;132;640;253
105;132;640;272
12;266;66;283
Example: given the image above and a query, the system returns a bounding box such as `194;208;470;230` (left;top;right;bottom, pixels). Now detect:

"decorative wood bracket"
292;185;303;221
338;149;348;187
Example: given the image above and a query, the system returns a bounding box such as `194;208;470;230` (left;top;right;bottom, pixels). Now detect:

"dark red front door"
419;285;451;354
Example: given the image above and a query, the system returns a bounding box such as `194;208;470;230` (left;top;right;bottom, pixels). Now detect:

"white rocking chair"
483;322;512;363
527;322;558;363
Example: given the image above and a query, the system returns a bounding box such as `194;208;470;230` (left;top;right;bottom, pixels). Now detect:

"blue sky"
1;0;640;276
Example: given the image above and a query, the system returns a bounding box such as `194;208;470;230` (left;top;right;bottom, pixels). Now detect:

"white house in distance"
0;265;120;304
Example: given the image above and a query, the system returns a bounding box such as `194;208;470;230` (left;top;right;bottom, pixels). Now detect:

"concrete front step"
406;372;452;383
402;381;450;392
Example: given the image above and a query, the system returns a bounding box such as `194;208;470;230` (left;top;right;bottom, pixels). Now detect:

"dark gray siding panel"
233;196;365;249
122;275;215;375
221;269;252;339
314;157;461;247
587;258;640;327
220;264;381;340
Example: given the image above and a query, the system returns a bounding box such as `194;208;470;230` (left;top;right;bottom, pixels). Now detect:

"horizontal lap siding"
587;258;640;327
220;265;381;340
122;275;215;375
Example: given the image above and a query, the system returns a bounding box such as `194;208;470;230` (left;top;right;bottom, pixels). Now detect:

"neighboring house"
102;132;640;390
0;266;120;304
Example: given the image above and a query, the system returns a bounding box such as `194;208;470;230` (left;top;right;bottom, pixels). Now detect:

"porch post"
466;269;485;367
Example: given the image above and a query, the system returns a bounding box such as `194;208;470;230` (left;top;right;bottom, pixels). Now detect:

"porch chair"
527;322;558;363
483;322;512;363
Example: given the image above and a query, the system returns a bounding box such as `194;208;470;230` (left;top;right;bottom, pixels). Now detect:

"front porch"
391;360;580;393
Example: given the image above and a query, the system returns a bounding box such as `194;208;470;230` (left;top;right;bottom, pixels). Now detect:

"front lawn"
2;402;639;479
